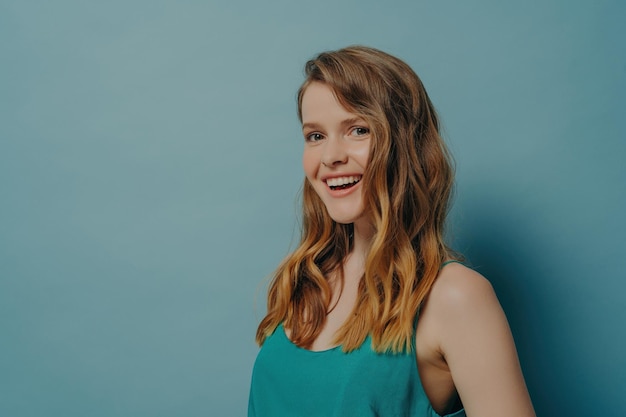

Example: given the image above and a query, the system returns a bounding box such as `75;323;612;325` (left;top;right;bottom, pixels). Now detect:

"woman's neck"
351;217;374;264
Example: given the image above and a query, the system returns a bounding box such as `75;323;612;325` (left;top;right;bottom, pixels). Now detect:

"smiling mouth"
326;175;362;190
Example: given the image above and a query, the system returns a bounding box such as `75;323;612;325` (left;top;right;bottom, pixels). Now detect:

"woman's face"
300;82;371;225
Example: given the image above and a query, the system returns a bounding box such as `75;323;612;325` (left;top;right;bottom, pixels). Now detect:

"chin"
326;211;365;225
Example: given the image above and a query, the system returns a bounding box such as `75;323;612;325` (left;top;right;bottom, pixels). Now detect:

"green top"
249;325;466;417
249;260;466;416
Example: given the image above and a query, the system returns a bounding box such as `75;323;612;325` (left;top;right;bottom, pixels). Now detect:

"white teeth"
326;176;361;187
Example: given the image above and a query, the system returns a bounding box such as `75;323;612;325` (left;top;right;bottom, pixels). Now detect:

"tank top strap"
441;259;464;269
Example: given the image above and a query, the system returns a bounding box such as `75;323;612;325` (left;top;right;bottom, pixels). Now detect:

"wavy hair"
256;46;456;353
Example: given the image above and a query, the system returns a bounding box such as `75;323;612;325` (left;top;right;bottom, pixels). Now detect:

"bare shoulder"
422;262;536;417
425;263;501;323
424;262;511;353
417;262;503;361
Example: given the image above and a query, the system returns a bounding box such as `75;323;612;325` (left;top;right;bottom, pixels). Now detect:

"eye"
305;132;324;142
351;127;370;136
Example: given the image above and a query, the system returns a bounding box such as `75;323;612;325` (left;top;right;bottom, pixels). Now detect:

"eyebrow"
302;117;367;131
301;122;321;132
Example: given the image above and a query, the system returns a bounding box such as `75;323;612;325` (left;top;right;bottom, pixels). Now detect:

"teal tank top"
248;323;466;417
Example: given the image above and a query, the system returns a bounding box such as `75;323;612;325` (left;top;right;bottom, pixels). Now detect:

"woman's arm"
429;264;536;417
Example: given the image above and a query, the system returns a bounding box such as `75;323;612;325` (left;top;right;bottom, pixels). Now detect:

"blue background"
1;1;624;416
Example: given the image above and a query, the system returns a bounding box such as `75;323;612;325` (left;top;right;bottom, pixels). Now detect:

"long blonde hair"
256;46;456;353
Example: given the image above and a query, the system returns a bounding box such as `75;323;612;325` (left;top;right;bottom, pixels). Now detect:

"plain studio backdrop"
1;1;624;416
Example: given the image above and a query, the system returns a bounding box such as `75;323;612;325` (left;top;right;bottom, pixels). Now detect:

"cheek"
302;149;318;180
354;141;371;169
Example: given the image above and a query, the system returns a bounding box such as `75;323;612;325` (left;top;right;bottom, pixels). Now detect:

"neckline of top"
278;324;343;354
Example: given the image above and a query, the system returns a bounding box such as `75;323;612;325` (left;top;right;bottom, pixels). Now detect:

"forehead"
300;82;357;124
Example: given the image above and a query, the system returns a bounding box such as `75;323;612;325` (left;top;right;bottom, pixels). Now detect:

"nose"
321;136;348;167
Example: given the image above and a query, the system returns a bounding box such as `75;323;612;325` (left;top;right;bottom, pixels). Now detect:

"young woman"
249;46;535;417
